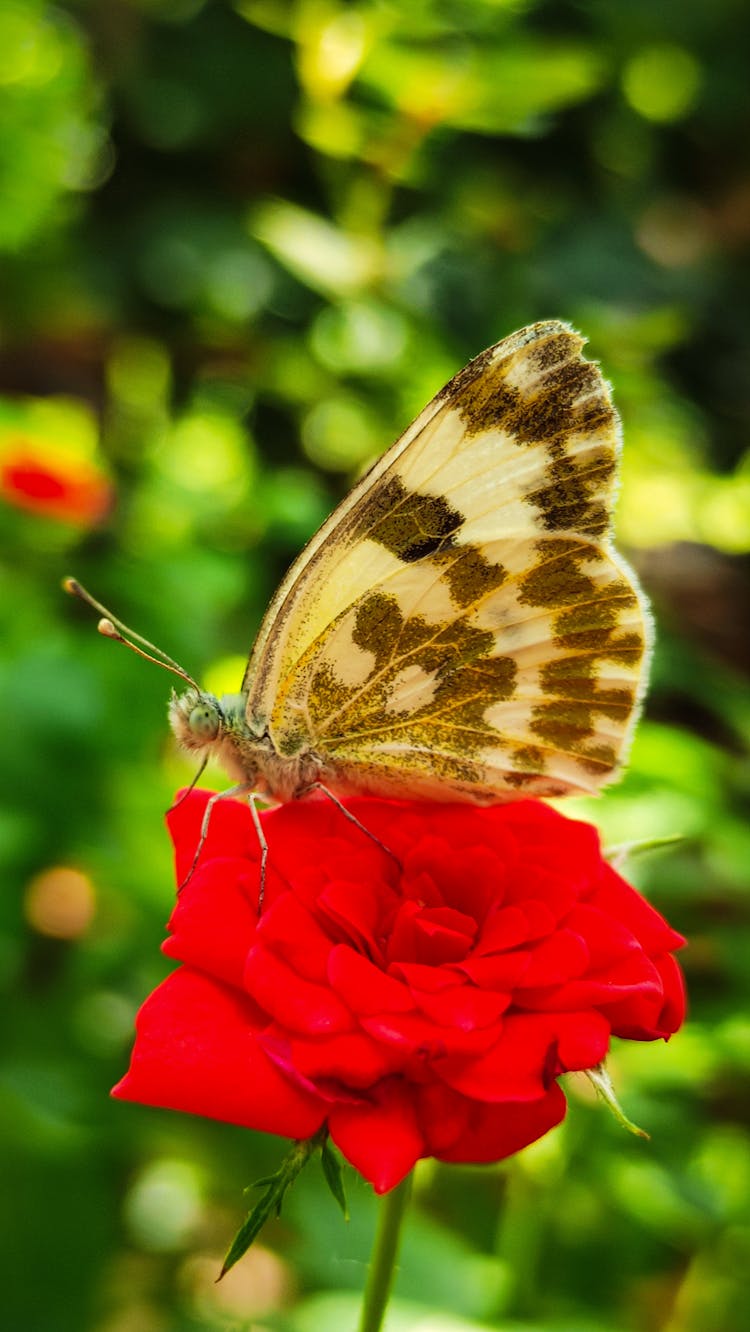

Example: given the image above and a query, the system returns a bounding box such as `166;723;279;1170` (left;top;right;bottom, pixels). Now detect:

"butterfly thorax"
168;686;321;800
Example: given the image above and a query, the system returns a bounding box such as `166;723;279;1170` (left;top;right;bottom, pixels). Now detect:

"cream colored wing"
243;321;650;799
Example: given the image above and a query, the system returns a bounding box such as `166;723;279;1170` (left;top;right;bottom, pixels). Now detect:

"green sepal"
586;1063;650;1139
219;1127;328;1279
605;834;683;869
321;1136;349;1220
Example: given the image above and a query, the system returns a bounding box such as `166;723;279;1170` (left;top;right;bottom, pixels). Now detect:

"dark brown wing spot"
530;671;636;764
449;359;521;436
435;345;497;407
530;702;597;748
351;592;497;683
526;453;613;536
517;539;597;608
355;475;463;562
512;743;545;768
351;592;405;671
436;655;517;729
526;332;580;373
307;662;362;725
540;661;636;713
510;361;612;448
447;331;614;450
504;770;541;788
553;589;644;668
439;544;508;609
577;743;618;774
314;592;517;757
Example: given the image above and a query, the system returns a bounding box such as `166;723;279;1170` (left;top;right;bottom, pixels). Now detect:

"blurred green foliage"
1;0;749;1329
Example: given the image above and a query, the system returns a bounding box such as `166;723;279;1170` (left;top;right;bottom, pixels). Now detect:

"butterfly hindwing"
243;321;650;801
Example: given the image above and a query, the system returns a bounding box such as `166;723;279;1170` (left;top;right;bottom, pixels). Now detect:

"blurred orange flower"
0;440;112;525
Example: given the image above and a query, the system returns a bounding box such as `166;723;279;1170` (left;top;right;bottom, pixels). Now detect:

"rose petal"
554;1010;611;1071
423;1083;568;1163
244;945;354;1034
360;1011;495;1060
289;1030;403;1088
564;903;650;969
589;866;687;953
458;951;532;989
407;909;477;965
411;983;511;1030
502;863;582;919
519;953;664;1013
389;962;462;993
255;890;334;984
604;953;687;1039
328;945;414;1015
316;876;394;958
329;1078;425;1192
167;791;258;888
476;901;555;953
112;969;325;1138
515;928;590;987
162;857;258;986
403;842;506;919
435;1013;559;1102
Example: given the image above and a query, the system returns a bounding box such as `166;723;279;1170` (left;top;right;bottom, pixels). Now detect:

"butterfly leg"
167;755;209;813
178;783;255;894
300;782;402;873
247;791;270;911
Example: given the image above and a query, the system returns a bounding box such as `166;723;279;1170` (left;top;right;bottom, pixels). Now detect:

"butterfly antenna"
63;577;200;690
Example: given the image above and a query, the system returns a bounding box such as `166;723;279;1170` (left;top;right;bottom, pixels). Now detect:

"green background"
1;1;749;1329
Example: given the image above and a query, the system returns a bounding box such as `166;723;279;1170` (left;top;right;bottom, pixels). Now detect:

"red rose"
113;792;685;1193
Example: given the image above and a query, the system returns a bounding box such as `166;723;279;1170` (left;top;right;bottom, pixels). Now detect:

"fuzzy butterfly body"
170;321;650;805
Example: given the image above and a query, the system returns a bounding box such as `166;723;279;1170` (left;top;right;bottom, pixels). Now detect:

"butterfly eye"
188;702;221;741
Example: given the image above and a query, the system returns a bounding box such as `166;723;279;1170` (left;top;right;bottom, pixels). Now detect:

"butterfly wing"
244;321;650;800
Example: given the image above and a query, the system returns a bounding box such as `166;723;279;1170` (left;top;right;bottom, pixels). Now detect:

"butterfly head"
169;687;222;753
169;687;248;754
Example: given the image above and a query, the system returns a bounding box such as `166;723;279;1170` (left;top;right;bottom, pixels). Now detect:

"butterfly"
163;320;650;815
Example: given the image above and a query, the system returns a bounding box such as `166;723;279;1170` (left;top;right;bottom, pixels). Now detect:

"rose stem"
357;1172;414;1332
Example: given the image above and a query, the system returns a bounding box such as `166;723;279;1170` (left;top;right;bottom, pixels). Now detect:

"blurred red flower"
0;442;111;524
113;791;686;1193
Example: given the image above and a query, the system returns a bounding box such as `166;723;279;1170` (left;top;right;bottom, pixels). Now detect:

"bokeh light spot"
107;337;172;412
73;990;137;1057
205;247;273;321
180;1245;294;1319
636;197;711;268
310;300;408;374
24;866;96;939
124;1159;204;1252
0;6;59;87
622;45;701;123
302;395;381;472
158;413;251;494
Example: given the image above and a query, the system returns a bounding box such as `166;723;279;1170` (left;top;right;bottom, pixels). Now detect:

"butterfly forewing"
243;321;650;801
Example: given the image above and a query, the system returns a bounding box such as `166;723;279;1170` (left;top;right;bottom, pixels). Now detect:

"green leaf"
321;1138;349;1220
220;1130;327;1279
220;1178;284;1277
